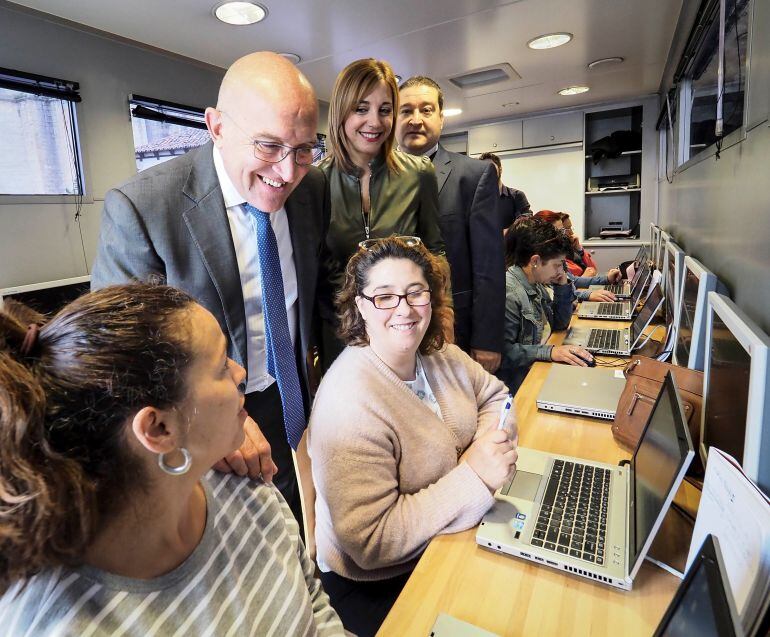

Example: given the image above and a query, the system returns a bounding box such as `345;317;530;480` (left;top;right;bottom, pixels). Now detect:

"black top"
499;184;532;230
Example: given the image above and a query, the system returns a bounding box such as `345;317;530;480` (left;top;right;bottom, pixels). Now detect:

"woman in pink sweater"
308;236;518;636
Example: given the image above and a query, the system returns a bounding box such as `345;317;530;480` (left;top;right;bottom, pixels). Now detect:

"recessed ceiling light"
280;52;301;64
588;56;624;69
558;86;590;96
213;2;267;25
527;32;573;50
443;108;463;117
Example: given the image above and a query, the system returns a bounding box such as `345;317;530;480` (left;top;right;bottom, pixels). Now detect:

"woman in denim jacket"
497;218;594;394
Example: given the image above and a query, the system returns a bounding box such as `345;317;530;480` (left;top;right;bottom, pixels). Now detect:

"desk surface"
378;316;692;637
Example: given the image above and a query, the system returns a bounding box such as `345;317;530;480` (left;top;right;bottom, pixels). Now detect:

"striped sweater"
0;472;345;637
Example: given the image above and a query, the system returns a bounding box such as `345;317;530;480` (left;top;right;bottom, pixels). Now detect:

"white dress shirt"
213;147;298;394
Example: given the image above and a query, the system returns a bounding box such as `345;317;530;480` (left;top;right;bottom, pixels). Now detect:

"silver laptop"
536;365;626;421
578;260;651;320
476;373;694;591
588;245;648;298
564;283;663;356
430;614;501;637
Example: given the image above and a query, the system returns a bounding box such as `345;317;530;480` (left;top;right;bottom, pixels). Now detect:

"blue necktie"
245;204;306;450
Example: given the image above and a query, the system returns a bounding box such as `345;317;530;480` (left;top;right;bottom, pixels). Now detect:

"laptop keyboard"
587;328;621;351
604;283;624;295
597;302;625;316
530;459;610;565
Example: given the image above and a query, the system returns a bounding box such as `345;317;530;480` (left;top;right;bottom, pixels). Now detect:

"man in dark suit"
91;52;328;525
396;77;504;372
478;152;532;231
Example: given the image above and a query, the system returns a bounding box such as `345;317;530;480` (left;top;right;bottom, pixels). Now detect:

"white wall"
499;145;585;238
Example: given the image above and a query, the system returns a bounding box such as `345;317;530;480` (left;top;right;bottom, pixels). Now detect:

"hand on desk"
588;289;617;302
460;429;518;492
213;416;279;482
550;345;594;367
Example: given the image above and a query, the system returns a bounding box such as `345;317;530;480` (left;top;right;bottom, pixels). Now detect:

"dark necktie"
244;203;305;450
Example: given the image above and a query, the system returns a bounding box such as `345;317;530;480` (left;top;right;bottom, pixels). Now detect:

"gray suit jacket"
91;142;330;403
433;145;505;353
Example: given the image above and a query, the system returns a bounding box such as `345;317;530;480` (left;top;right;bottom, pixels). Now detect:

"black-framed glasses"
359;289;432;310
220;111;323;166
358;235;422;251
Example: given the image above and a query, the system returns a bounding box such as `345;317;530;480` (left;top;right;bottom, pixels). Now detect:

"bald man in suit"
92;52;329;526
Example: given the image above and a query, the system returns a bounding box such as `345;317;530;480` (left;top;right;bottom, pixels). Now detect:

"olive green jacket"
318;150;446;306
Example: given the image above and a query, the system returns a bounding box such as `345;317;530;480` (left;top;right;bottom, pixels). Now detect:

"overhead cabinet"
467;120;522;155
468;112;584;155
522;112;583;148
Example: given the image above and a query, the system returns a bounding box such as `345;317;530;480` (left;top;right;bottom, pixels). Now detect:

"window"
675;0;749;165
129;95;209;171
0;68;83;195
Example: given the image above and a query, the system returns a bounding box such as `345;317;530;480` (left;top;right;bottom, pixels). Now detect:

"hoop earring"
158;448;192;476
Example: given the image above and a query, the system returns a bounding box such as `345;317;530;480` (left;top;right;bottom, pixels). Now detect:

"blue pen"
496;394;512;430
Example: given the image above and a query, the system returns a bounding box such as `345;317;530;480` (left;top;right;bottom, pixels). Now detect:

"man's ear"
205;107;223;146
131;406;180;455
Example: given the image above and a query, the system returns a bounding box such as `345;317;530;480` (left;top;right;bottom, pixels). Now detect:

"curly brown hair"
335;236;451;355
0;283;197;594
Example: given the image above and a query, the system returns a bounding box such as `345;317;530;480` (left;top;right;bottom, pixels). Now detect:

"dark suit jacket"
91;141;329;407
433;145;505;353
498;185;532;230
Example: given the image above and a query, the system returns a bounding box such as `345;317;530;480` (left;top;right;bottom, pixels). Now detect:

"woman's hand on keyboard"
550;345;594;366
459;429;518;492
588;289;617;302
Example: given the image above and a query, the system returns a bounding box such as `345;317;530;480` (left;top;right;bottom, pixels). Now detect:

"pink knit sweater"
308;344;517;581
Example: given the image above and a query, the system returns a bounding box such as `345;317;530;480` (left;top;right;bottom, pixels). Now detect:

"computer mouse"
585;356;596;367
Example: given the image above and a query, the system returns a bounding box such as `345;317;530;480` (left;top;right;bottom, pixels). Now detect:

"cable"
593;358;629;368
633;324;667;352
59;98;88;274
645;555;685;580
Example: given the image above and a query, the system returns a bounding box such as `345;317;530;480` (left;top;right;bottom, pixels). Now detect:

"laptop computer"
578;260;651;320
536;365;626;421
564;283;664;356
589;245;649;298
476;373;694;591
652;534;743;637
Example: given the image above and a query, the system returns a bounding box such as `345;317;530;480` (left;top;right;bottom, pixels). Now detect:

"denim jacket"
569;272;610;301
497;265;573;393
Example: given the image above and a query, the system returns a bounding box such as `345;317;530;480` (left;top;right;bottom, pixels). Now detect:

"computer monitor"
0;275;90;316
663;240;685;335
652;534;743;637
650;224;660;268
674;257;723;371
656;230;669;271
701;292;770;496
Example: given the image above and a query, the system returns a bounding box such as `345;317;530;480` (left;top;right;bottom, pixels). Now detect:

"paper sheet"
686;448;770;619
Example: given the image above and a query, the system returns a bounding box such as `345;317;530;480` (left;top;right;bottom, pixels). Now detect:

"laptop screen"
701;315;751;465
675;267;699;367
629;374;693;572
653;535;741;637
630;283;663;344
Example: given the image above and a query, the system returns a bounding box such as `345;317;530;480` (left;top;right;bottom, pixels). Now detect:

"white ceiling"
10;0;683;129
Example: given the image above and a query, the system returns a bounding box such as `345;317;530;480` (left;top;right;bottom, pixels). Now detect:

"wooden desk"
378;317;692;637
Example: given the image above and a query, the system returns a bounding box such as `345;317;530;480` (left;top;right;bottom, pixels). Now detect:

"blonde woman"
318;58;447;365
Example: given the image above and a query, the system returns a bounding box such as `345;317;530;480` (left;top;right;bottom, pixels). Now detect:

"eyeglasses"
220;111;323;166
359;289;432;310
358;235;422;251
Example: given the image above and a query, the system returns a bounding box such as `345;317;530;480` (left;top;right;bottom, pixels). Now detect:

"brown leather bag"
612;356;704;476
